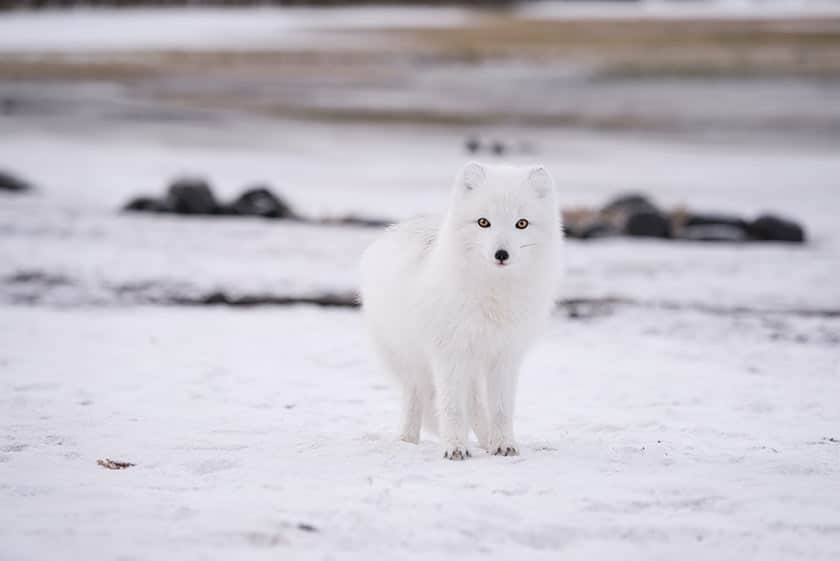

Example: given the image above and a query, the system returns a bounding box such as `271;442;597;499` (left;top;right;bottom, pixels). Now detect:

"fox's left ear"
527;165;554;199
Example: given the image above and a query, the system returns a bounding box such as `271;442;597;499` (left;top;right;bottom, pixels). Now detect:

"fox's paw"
443;447;471;461
399;433;420;444
491;444;519;457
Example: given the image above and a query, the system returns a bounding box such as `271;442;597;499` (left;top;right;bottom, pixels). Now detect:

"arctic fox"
359;162;561;460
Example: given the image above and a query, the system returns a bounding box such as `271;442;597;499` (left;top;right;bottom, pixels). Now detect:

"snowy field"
1;304;839;561
2;113;839;561
2;4;840;560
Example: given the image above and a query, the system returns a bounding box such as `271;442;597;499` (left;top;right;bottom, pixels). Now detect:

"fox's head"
444;161;560;271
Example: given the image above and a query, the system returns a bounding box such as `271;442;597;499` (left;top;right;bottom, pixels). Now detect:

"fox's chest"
475;289;523;326
432;281;543;340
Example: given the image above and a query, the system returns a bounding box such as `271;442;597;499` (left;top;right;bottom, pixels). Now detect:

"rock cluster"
464;137;535;157
123;177;390;227
563;193;805;243
123;180;806;242
124;178;297;219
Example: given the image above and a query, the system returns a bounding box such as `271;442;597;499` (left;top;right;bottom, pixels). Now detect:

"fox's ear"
460;161;486;192
527;165;553;199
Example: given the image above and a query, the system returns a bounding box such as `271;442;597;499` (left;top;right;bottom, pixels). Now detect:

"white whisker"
520;243;538;249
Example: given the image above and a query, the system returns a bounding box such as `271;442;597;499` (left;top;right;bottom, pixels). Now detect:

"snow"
0;6;468;52
1;304;838;560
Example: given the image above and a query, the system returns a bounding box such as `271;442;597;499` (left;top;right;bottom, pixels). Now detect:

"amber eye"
516;218;529;229
477;217;491;228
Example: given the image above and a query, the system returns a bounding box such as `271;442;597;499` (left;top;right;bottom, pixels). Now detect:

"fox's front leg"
468;377;490;450
399;384;424;444
432;356;471;460
486;353;523;456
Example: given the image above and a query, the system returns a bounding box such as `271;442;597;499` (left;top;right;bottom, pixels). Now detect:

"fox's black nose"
494;249;509;262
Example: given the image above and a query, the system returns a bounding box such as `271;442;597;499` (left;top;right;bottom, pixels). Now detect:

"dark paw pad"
443;448;471;461
493;446;519;457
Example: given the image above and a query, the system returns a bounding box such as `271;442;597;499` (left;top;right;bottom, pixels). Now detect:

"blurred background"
1;0;839;308
2;1;840;559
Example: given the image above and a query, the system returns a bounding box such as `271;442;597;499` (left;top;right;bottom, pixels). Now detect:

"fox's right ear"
459;161;486;192
527;165;554;199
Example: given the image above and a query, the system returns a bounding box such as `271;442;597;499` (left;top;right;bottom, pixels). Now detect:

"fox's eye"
477;217;491;228
516;218;529;229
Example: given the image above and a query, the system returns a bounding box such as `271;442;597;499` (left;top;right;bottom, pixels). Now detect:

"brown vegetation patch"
97;458;136;470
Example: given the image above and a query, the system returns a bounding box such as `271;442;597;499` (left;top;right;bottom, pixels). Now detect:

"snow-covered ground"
1;303;839;561
2;113;839;560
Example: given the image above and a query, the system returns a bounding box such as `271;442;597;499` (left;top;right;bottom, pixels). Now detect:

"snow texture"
1;305;839;561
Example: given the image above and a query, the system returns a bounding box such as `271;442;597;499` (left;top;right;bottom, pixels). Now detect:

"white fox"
359;162;561;460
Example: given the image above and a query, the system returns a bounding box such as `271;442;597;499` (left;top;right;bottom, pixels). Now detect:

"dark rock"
602;193;659;215
1;98;15;115
678;224;749;242
748;214;806;243
226;186;295;219
123;196;171;213
165;178;218;215
624;211;670;238
601;193;669;238
684;213;748;229
465;137;481;154
490;141;506;156
561;225;580;239
0;170;33;193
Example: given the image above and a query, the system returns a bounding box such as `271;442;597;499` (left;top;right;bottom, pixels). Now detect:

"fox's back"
360;216;441;322
360;215;439;284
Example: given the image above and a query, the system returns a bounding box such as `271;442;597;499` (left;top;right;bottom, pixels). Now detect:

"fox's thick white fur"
359;162;561;460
